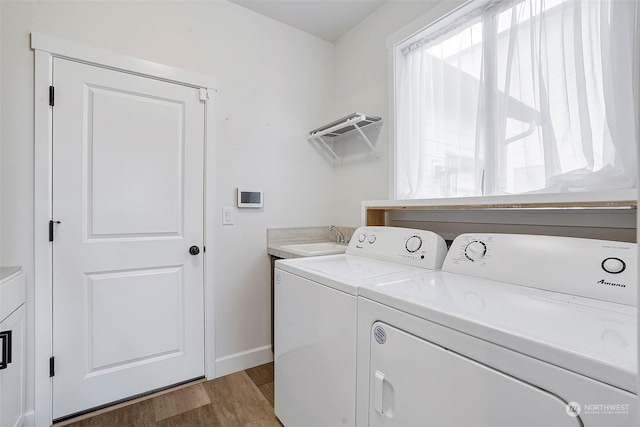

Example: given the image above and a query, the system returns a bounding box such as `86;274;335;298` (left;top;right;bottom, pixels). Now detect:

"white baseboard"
23;410;35;427
214;345;273;379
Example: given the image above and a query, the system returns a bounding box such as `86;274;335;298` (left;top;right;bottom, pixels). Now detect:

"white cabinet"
0;269;26;427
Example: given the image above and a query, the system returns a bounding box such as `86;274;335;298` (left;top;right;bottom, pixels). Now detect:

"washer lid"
276;254;418;295
359;271;637;393
302;256;411;279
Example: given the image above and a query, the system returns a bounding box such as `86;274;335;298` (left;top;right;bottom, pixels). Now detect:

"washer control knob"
358;234;366;243
405;236;422;253
368;235;377;244
602;257;626;274
464;241;487;261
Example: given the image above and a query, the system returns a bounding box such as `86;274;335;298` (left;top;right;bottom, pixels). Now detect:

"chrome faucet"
329;225;346;244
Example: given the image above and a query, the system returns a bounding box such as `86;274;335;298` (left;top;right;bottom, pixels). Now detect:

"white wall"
7;0;633;421
0;0;483;420
330;0;447;226
1;0;334;417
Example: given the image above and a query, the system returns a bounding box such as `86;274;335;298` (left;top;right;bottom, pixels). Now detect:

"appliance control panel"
347;226;447;270
443;233;637;306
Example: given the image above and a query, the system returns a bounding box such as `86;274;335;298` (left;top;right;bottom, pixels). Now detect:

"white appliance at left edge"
274;226;447;427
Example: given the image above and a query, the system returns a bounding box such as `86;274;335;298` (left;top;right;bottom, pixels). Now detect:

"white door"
51;57;205;420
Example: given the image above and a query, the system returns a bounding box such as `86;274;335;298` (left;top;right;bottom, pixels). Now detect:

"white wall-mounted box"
237;188;263;208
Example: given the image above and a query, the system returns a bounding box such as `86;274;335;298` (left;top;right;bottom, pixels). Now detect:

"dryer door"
368;322;581;427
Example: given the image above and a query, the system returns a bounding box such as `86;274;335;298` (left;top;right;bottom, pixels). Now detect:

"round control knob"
358;234;366;243
368;235;377;244
189;246;200;256
602;257;626;274
405;236;422;253
464;241;486;261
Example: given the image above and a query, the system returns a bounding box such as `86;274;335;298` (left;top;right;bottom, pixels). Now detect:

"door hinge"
49;356;55;377
49;86;55;106
49;220;61;242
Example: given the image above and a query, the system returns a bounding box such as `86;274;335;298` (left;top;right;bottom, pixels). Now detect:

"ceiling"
228;0;387;42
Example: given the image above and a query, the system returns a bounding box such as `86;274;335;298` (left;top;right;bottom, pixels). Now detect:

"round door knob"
189;246;200;256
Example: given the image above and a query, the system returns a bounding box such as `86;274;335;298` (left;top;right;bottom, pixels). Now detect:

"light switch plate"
222;207;233;225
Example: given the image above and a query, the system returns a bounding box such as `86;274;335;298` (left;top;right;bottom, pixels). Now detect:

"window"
394;0;638;199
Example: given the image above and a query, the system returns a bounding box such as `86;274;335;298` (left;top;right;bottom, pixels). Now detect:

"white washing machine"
356;233;637;427
274;226;447;427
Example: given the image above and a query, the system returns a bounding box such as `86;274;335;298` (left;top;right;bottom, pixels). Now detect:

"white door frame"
32;32;217;427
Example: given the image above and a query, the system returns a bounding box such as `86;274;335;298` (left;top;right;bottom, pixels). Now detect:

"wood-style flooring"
57;363;280;427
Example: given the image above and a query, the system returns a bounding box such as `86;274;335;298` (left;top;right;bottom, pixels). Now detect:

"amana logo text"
597;279;626;288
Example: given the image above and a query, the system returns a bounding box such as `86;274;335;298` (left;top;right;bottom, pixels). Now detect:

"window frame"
388;0;639;204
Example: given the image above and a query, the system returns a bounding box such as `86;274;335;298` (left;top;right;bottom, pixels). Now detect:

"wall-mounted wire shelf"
308;113;382;164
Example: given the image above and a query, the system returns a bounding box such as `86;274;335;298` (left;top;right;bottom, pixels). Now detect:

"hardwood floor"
57;363;280;427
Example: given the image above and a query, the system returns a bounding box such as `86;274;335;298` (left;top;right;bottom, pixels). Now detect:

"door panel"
52;57;205;419
85;266;184;372
89;86;184;237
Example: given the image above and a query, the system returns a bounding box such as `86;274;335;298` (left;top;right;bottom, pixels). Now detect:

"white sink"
280;242;347;256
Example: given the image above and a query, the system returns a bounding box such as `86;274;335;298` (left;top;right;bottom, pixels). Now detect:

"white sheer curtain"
395;0;638;199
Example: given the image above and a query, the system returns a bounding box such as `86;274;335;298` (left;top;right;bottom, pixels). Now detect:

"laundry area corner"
0;0;638;426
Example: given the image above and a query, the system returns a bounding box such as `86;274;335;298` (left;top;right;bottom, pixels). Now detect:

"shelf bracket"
313;135;343;164
352;122;381;159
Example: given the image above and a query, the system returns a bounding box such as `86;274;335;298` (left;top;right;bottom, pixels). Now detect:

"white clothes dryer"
357;233;637;427
274;226;447;427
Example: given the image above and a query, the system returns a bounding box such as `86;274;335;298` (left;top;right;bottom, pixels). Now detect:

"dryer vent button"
373;325;386;344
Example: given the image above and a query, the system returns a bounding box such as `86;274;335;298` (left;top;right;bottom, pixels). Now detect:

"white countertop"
0;266;21;282
267;226;355;259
